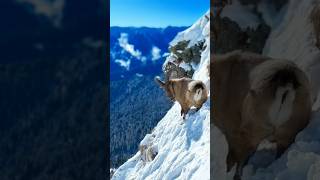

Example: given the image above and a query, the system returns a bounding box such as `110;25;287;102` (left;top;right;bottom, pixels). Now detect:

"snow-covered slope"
112;11;210;180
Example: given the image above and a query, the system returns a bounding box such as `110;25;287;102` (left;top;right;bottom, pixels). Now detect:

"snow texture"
221;0;260;30
140;134;154;147
170;10;210;48
112;11;210;180
179;62;192;72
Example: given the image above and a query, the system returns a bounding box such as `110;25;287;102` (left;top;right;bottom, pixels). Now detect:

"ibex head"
154;76;175;101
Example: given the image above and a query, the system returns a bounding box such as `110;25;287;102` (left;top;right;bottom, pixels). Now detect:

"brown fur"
155;77;208;119
211;51;311;179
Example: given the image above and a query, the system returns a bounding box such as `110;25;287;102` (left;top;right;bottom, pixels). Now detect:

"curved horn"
154;76;165;88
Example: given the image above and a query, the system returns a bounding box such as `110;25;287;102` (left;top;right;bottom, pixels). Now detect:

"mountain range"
110;26;187;80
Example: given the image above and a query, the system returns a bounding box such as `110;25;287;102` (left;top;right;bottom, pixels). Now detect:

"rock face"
212;16;270;54
239;0;288;10
162;38;205;81
163;61;189;80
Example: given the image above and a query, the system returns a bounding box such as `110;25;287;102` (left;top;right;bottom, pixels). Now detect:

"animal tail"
194;88;203;102
250;59;310;127
188;81;206;102
249;60;307;93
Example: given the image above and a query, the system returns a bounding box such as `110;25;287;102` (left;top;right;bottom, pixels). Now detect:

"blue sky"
110;0;210;27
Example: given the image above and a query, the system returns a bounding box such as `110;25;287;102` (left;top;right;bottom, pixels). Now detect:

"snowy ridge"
170;10;210;49
112;11;210;180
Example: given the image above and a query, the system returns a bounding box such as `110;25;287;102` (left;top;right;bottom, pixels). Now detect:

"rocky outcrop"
212;16;270;54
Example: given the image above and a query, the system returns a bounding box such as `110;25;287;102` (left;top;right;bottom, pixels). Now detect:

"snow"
170;10;210;48
220;0;260;30
112;102;210;180
211;125;235;180
112;11;210;180
179;62;192;72
257;0;278;28
162;52;170;57
140;134;154;147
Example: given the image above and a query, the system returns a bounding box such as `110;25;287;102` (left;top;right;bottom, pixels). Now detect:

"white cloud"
118;33;142;59
17;0;64;27
115;59;131;71
136;73;143;77
140;56;147;64
151;46;161;61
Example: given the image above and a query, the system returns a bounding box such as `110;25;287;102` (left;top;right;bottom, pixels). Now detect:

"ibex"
211;51;311;179
139;144;158;162
155;77;208;119
139;134;158;162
